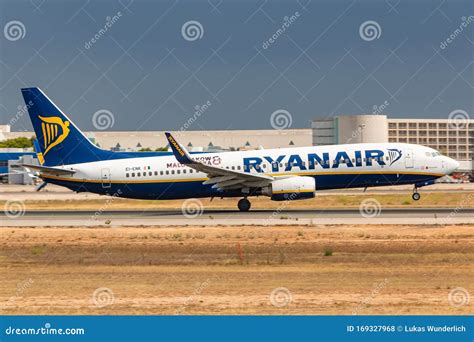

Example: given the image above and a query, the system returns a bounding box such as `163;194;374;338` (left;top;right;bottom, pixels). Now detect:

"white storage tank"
337;115;388;144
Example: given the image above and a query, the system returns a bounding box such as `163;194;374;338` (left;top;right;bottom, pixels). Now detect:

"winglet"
165;132;194;164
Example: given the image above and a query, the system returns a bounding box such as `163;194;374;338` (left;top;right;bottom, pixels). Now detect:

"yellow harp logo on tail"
38;116;70;155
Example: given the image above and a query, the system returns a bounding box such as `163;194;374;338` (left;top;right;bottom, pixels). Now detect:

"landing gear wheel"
412;192;420;201
238;198;251;212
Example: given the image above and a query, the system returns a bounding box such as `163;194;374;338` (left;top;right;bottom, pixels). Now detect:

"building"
0;125;313;152
312;115;388;146
0;149;37;184
312;115;473;162
387;119;473;161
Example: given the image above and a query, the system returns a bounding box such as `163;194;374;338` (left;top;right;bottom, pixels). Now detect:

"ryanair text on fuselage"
243;149;402;173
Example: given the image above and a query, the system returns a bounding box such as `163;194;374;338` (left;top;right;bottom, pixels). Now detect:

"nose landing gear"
238;198;251;212
412;187;421;201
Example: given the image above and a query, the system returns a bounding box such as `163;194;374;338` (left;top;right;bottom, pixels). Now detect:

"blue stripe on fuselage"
43;173;441;200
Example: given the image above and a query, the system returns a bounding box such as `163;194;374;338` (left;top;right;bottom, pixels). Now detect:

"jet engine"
262;176;316;201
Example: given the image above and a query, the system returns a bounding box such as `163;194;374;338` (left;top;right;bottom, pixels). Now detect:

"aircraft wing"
15;163;76;176
0;170;23;176
165;132;273;191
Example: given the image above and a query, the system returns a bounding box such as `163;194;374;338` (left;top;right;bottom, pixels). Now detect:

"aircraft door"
404;149;414;168
101;168;111;188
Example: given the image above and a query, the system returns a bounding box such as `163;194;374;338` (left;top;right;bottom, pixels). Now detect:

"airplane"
19;87;459;212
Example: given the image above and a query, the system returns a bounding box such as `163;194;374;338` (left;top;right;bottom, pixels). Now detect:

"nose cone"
446;157;459;174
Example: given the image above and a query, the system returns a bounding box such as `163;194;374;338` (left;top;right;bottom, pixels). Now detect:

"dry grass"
1;224;473;315
1;192;472;211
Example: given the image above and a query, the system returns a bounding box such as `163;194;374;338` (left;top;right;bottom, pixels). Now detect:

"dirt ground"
1;224;472;315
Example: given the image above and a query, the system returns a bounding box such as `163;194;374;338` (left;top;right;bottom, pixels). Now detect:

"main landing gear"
238;198;251;212
412;187;421;201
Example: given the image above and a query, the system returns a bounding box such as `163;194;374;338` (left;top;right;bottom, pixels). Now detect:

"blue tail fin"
21;87;110;166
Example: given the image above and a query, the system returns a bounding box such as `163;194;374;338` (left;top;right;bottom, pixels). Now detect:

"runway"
2;208;473;226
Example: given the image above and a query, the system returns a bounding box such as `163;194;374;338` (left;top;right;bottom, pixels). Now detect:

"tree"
0;136;35;148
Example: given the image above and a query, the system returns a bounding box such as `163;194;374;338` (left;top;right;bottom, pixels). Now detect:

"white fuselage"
41;142;458;200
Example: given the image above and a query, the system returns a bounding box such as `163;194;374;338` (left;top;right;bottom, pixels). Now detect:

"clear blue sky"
0;0;472;132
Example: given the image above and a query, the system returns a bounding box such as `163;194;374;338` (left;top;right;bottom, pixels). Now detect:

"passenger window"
177;170;181;174
165;171;169;175
137;172;141;176
126;173;129;178
183;169;186;174
154;171;158;176
149;172;152;176
238;165;241;170
171;170;175;174
160;171;163;175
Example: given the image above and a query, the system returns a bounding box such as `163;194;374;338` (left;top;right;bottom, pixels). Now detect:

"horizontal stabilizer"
16;163;76;176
